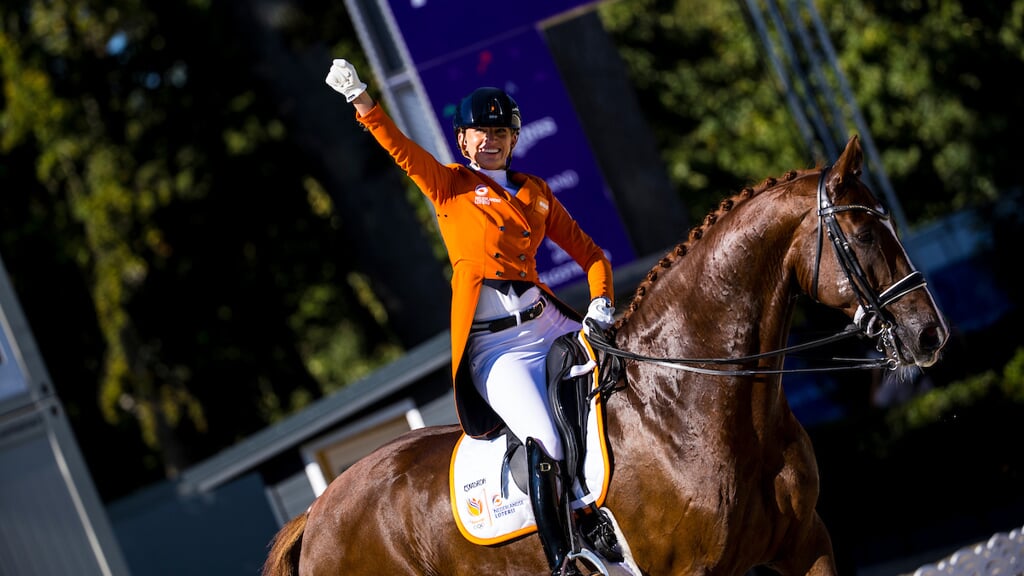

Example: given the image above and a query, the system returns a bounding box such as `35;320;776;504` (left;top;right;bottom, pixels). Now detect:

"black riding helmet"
452;87;521;134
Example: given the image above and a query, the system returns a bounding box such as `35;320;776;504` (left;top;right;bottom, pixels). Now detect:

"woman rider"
326;58;616;576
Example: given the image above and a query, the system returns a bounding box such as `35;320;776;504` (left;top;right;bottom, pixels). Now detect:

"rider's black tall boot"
527;437;578;576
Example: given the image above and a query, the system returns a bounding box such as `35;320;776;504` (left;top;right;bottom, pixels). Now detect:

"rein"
585;320;890;377
586;164;931;378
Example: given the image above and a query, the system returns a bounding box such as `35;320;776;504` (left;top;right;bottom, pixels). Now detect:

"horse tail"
261;511;307;576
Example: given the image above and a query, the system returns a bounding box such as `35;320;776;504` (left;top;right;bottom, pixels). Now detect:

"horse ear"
830;135;864;190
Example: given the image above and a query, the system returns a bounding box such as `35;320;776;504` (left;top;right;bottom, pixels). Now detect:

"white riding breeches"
467;287;581;461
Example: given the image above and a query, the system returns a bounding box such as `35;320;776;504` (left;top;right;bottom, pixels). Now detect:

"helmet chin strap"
458;132;471;162
507;135;517;169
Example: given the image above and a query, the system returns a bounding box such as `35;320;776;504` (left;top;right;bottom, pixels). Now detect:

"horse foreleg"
773;512;837;576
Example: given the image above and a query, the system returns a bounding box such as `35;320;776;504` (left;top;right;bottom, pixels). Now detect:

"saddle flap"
546;330;598;487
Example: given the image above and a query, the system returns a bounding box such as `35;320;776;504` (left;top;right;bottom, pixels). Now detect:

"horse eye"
855;230;875;244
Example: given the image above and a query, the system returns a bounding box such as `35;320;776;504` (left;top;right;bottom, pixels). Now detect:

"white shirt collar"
472;165;513;193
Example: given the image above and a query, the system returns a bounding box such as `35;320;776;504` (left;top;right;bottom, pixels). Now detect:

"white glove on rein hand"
325;58;367;103
584;297;615;335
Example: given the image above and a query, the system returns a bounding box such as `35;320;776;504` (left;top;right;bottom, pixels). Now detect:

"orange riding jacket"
357;103;613;438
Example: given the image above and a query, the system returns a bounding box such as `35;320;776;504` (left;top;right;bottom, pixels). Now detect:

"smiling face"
458;126;518;170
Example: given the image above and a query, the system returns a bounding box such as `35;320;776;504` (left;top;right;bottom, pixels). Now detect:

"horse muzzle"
866;311;947;369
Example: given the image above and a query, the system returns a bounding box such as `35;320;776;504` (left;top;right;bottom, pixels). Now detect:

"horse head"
795;135;948;369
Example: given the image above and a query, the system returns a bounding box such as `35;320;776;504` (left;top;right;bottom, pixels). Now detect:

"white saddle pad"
449;332;611;545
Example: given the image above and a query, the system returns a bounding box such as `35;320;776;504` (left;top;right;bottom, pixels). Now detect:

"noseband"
811;165;928;361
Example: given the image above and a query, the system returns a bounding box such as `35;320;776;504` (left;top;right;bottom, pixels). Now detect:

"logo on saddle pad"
449;332;612;545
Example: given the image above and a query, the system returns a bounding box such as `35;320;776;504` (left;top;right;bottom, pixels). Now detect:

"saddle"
543;327;622;500
496;328;625;562
449;328;626;561
544;327;624;562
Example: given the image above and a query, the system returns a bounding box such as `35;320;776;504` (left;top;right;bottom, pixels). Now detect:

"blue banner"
386;1;600;67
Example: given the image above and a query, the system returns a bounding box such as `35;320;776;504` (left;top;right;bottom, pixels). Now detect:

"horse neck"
628;190;806;353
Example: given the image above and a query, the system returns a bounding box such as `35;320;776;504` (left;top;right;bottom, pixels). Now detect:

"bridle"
811;164;928;364
586;165;931;377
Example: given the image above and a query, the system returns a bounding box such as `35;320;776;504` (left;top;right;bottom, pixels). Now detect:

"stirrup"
566;548;611;576
578;508;624;563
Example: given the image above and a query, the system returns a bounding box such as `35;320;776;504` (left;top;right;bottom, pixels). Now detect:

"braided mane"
615;169;805;329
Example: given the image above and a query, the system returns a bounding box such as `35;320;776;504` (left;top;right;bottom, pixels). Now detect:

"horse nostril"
919;324;945;354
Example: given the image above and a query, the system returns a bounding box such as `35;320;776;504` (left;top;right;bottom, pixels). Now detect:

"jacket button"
518;272;527;278
522;231;530;237
494;253;501;259
499;226;506;231
495;271;504;277
518;254;526;261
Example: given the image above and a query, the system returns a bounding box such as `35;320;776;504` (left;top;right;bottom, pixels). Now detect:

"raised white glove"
325;58;367;103
583;296;615;334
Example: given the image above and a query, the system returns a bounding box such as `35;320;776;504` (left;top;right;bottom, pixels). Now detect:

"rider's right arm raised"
325;58;455;201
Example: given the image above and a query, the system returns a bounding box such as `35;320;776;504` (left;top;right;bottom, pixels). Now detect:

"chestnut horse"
262;135;948;575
